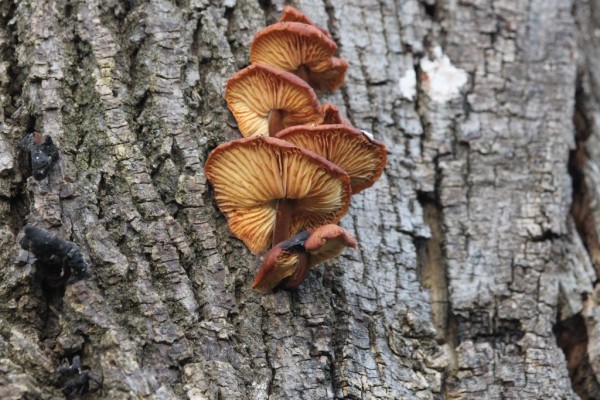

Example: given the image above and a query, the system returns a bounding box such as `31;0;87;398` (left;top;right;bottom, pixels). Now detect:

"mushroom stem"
282;252;310;289
296;64;310;83
268;109;285;136
272;199;295;245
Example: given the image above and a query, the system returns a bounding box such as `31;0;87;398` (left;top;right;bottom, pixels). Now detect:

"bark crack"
260;309;276;397
412;33;460;389
570;85;600;278
559;67;600;398
2;0;31;236
554;313;600;398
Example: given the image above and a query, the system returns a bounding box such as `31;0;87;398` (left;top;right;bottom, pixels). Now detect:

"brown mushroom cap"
276;124;387;194
204;136;351;254
251;231;310;293
225;64;323;137
250;22;348;92
279;6;331;37
322;103;352;126
252;225;356;292
304;224;357;267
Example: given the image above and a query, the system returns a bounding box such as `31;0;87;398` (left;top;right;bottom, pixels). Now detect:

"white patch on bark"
420;46;468;103
0;135;13;174
399;69;417;100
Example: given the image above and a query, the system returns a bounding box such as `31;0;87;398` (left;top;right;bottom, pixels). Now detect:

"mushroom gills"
253;250;299;292
252;225;356;292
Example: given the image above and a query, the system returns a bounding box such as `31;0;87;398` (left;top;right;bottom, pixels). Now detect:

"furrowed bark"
0;0;595;399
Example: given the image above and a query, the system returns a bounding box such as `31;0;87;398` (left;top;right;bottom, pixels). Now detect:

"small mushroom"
225;64;323;137
276;124;387;194
252;224;356;292
322;103;352;126
279;6;331;37
250;22;348;92
204;136;351;254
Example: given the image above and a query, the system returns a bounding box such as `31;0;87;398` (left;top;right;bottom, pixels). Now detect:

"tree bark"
0;0;595;398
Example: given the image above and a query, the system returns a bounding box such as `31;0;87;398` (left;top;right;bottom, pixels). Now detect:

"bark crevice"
415;191;448;340
570;79;600;278
558;60;600;398
555;313;600;399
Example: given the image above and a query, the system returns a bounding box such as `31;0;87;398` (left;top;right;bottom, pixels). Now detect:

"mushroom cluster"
205;7;387;292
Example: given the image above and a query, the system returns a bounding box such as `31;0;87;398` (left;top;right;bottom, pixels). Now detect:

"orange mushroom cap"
250;22;348;92
204;136;351;254
225;64;323;137
279;6;332;37
276;124;387;194
252;225;356;292
322;103;352;126
251;231;310;293
304;224;357;267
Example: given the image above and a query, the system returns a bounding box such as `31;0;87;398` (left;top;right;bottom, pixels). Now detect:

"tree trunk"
0;0;595;398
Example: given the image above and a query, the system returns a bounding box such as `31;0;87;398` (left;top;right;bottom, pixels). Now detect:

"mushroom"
276;124;387;194
250;22;348;92
252;224;357;292
225;64;323;137
278;6;331;37
204;136;351;254
322;103;352;126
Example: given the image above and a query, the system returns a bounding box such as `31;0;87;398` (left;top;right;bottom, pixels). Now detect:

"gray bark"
0;0;595;398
